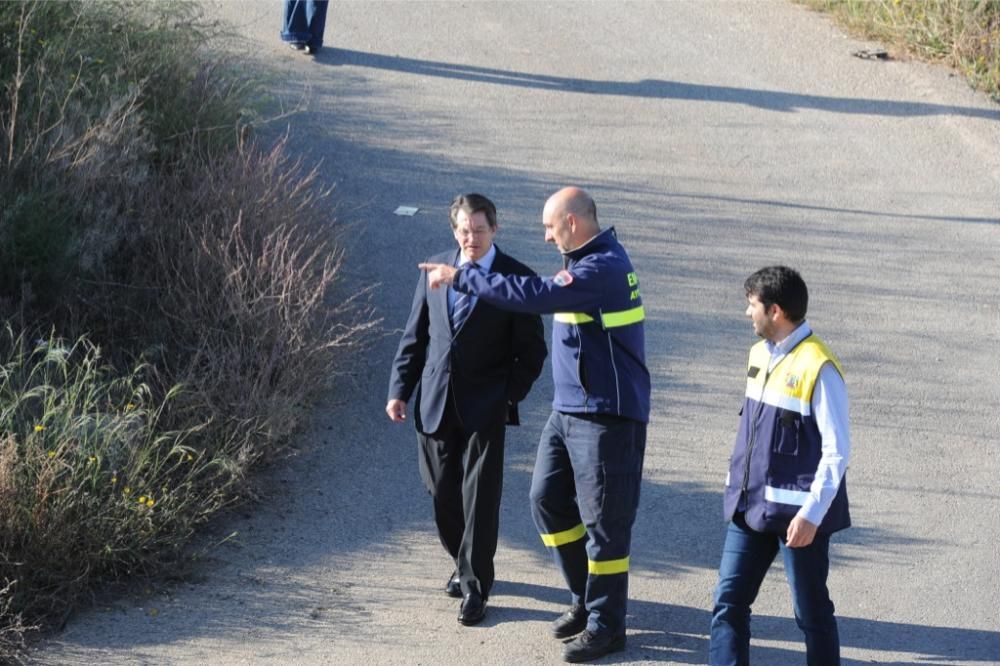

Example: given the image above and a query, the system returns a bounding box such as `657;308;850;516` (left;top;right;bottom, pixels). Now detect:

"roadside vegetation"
799;0;1000;101
0;1;373;660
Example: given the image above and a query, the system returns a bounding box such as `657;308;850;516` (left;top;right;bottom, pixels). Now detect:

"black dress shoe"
457;592;486;626
562;630;626;663
445;572;462;598
551;605;588;638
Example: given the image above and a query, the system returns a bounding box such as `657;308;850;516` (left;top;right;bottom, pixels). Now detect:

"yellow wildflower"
34;424;45;432
47;451;56;458
146;498;155;508
125;403;136;411
123;486;132;495
138;496;147;504
111;475;118;484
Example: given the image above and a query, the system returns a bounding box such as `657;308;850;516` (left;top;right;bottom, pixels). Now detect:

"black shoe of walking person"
457;591;486;626
562;630;626;663
445;571;462;598
551;605;588;639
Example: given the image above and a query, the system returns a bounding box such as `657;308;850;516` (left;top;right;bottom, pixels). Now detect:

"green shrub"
0;190;75;310
0;0;260;318
0;329;216;622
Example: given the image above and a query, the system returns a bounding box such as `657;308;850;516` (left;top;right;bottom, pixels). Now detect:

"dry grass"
0;1;376;659
799;0;1000;101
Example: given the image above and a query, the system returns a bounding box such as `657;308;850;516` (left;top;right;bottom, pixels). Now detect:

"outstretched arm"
419;259;607;316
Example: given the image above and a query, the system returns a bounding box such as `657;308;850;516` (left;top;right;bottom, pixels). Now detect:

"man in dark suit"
386;193;547;626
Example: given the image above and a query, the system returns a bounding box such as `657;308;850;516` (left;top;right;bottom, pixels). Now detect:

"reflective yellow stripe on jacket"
554;305;645;329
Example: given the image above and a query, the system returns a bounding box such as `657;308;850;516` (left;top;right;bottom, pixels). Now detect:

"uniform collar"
563;227;616;262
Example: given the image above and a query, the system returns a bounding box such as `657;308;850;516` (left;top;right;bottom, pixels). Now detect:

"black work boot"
551;605;588;639
562;630;626;663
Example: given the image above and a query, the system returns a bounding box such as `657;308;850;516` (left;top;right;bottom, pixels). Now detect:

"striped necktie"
451;262;480;332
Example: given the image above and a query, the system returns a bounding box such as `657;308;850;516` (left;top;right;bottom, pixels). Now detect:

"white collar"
458;243;497;271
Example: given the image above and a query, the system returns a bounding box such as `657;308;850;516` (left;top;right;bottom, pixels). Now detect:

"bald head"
545;187;599;231
542;187;600;253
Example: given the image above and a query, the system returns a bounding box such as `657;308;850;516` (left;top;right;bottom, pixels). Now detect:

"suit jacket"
388;246;547;435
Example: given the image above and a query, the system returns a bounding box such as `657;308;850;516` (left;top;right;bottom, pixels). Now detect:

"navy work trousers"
529;411;646;638
710;512;841;665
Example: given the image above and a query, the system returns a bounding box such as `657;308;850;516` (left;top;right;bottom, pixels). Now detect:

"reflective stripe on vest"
554;305;645;329
764;485;810;506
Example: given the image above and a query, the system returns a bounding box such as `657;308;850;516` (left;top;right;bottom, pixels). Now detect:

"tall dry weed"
77;135;379;476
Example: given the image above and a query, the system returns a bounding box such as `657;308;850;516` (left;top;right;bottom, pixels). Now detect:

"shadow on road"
485;579;1000;664
312;48;1000;122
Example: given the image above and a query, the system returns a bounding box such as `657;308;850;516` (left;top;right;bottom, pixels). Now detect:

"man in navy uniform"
420;187;650;663
387;193;546;627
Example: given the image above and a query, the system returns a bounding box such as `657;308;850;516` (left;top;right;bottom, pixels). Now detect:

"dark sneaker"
562;630;626;663
551;605;588;639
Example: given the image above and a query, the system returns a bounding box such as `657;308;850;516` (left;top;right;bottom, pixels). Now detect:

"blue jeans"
281;0;329;49
710;513;840;666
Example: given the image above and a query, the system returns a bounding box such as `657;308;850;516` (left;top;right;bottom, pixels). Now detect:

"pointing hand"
418;263;457;289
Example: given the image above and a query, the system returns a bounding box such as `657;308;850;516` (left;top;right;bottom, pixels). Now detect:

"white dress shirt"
766;321;851;526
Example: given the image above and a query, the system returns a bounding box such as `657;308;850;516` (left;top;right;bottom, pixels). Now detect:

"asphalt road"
33;2;1000;665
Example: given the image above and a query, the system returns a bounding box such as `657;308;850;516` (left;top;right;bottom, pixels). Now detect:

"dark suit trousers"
417;397;505;599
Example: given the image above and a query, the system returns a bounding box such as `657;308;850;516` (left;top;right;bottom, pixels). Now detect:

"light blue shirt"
448;243;497;315
766;321;851;526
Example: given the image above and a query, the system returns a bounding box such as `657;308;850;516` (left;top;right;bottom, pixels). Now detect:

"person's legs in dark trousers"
530;412;589;607
457;416;505;598
564;415;645;638
709;513;780;666
418;399;505;599
781;532;840;665
417;414;465;563
281;0;329;50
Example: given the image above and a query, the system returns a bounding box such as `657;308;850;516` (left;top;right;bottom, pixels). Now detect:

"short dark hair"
744;266;808;323
449;193;497;229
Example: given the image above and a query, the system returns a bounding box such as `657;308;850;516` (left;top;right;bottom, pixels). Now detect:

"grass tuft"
800;0;1000;101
